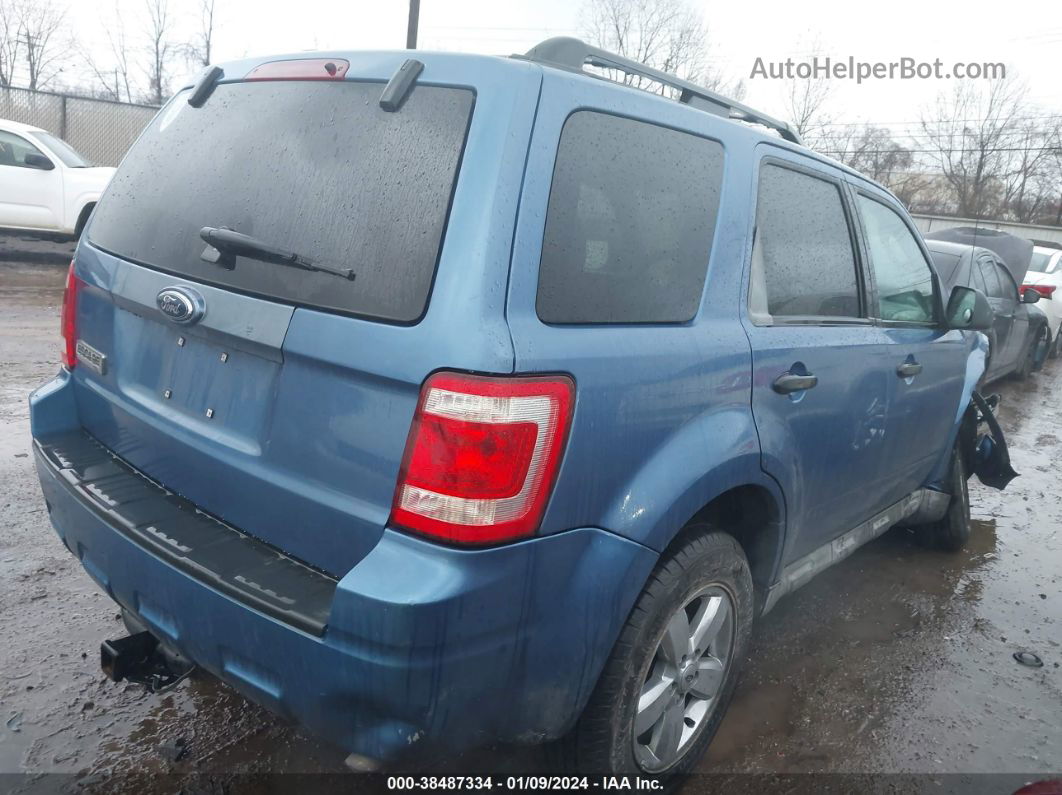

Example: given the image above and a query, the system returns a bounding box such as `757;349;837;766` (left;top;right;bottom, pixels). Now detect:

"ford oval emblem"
156;287;205;325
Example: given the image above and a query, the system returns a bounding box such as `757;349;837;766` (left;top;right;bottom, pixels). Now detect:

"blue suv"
30;37;1010;779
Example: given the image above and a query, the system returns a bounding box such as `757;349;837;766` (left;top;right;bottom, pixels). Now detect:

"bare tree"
81;47;120;100
822;124;929;209
784;74;833;145
144;0;172;104
80;4;137;102
18;0;66;90
778;41;834;146
581;0;742;98
187;0;216;67
827;126;906;181
793;75;1061;224
110;18;135;102
920;78;1029;219
0;0;21;87
996;117;1062;223
1048;143;1062;225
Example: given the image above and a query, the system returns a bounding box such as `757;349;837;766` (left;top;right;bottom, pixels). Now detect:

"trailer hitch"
101;631;195;693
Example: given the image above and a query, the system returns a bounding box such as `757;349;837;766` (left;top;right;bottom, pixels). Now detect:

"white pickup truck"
0;118;115;237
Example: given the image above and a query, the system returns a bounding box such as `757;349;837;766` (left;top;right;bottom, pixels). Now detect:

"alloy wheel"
632;585;735;773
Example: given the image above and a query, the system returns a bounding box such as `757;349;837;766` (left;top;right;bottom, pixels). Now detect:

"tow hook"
101;631;195;693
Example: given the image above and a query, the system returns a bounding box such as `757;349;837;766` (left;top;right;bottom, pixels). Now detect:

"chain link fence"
1;86;159;167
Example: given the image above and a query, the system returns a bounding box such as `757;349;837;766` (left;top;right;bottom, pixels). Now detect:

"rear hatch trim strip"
36;430;338;636
109;260;295;363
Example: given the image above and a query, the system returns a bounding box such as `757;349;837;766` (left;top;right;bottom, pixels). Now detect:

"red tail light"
1022;284;1056;299
245;58;350;81
60;262;80;369
391;372;575;545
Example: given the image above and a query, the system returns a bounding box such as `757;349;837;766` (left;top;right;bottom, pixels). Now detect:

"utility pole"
406;0;420;49
21;33;36;90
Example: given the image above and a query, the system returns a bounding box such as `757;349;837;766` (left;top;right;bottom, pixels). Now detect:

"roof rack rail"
518;36;802;145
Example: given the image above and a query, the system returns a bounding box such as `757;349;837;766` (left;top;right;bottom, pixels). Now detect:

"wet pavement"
1;237;1059;792
0;233;75;268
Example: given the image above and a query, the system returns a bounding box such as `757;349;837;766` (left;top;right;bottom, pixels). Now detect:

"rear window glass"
1031;250;1059;274
977;259;1002;297
993;263;1017;299
536;111;724;324
89;80;474;323
749;164;861;320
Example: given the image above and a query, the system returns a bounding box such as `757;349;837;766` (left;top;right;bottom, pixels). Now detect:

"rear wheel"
1051;327;1062;360
562;527;753;779
1013;326;1045;380
916;443;971;551
74;203;95;239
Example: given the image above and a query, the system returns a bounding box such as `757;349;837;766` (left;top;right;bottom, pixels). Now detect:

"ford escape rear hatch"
74;68;475;576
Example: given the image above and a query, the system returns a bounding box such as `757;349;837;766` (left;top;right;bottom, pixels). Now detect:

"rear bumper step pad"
35;431;337;635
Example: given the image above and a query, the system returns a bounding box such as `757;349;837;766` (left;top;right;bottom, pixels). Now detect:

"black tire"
1013;326;1046;380
917;443;971;551
560;526;753;780
1050;328;1062;360
74;203;95;239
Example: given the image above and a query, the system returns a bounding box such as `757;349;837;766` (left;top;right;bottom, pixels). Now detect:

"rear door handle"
896;362;923;378
772;373;818;394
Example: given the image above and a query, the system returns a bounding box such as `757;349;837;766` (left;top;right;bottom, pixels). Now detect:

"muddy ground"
1;234;1059;793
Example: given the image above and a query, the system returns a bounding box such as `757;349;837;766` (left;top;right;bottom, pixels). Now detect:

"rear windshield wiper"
199;226;355;281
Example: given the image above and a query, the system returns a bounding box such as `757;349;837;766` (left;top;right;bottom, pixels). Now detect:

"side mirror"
23;153;54;170
946;286;993;331
1021;288;1041;304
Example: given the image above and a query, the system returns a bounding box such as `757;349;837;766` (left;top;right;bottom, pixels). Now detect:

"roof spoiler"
517;37;802;145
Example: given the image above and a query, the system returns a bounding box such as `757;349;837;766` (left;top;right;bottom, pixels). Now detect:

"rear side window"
970;259;989;294
1030;251;1052;272
993;263;1017;300
89;80;474;323
977;258;1002;297
536;112;724;324
749;164;861;321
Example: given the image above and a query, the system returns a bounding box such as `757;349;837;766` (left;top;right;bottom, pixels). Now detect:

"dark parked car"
31;37;1011;780
925;237;1047;382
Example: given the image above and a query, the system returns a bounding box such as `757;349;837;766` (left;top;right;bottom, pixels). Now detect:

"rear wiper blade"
199;226;355;281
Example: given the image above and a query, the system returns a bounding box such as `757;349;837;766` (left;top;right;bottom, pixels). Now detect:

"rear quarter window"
89;80;474;324
1031;250;1061;275
1030;251;1051;272
535;111;724;324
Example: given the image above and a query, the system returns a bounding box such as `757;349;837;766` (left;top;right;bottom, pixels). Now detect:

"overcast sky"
62;0;1061;134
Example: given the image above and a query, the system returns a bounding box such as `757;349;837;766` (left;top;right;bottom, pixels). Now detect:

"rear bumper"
30;373;658;762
